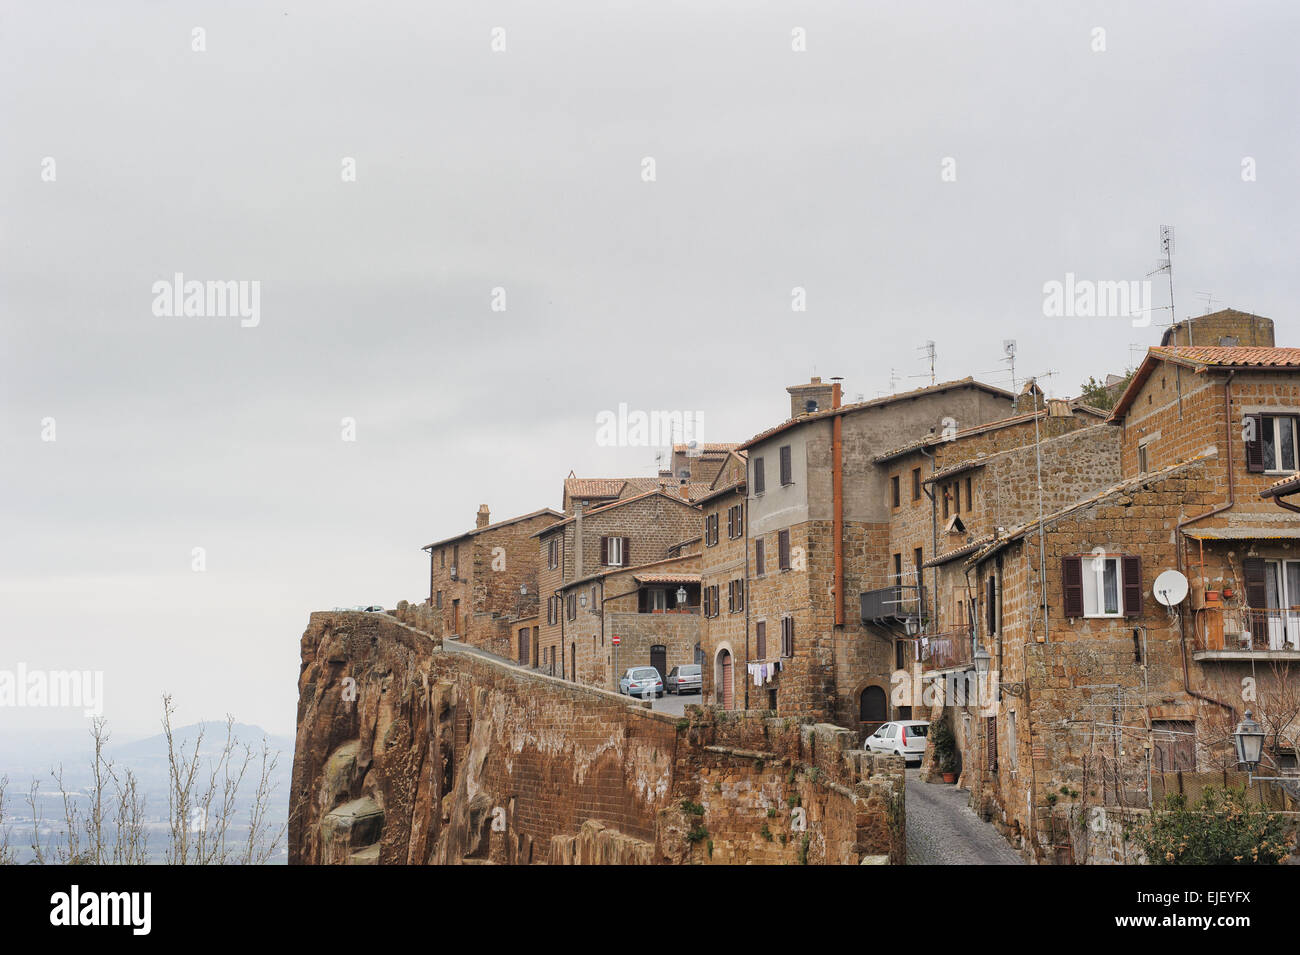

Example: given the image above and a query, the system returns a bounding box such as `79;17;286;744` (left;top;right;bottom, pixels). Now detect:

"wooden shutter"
727;581;734;613
1245;413;1265;472
736;579;744;612
755;539;765;575
987;716;998;772
986;576;997;635
756;621;766;658
1122;555;1142;617
779;530;790;570
621;537;630;566
1243;558;1267;609
1062;556;1084;618
779;445;792;485
725;509;733;539
754;457;765;494
600;536;608;565
703;586;711;617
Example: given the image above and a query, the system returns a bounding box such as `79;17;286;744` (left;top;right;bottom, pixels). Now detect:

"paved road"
905;768;1024;865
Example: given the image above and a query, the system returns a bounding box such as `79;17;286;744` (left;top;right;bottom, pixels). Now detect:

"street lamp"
1233;710;1265;771
676;585;688;607
973;646;992;675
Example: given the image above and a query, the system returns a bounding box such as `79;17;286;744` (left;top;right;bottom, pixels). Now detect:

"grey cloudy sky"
3;1;1297;738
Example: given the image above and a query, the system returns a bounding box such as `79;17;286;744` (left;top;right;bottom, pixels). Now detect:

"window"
778;530;791;570
779;445;793;486
601;536;628;566
1246;414;1300;473
753;456;766;494
914;547;924;586
942;486;950;520
755;538;765;576
912;468;922;502
566;593;576;621
895;639;907;670
1062;554;1142;618
780;617;794;657
727;504;743;539
965;476;972;511
728;579;744;613
705;513;719;547
1137;443;1149;474
440;549;446;568
1151;720;1196;772
590;585;597;612
704;584;720;618
892;552;902;585
890;475;901;508
435;590;443;609
1244;558;1300;649
452;544;459;577
755;621;767;658
951;482;960;515
547;538;558;570
547;596;557;625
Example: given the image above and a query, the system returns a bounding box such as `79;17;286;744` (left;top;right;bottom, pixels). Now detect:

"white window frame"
1082;554;1124;618
607;537;624;566
1262;415;1300;473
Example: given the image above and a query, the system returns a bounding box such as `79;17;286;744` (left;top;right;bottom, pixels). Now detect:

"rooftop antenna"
888;367;901;393
1002;339;1018;392
1145;225;1179;342
917;341;937;386
1196;291;1221;315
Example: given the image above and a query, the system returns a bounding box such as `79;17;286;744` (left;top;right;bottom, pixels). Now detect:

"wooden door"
720;651;733;708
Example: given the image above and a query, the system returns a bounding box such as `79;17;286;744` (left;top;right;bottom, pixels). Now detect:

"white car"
865;720;930;764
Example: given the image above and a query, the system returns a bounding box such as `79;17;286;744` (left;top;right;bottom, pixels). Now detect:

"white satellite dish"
1153;569;1189;607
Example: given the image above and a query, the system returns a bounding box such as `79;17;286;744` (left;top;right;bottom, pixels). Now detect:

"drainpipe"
919;447;939;631
832;382;845;627
1174;369;1237;718
743;487;752;710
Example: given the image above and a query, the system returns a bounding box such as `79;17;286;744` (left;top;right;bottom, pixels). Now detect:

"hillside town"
412;308;1300;863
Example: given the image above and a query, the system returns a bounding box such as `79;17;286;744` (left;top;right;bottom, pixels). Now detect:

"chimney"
476;504;491;529
786;376;838;418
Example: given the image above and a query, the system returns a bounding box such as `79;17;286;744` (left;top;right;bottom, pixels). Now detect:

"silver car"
666;664;701;694
619;666;663;699
864;720;930;764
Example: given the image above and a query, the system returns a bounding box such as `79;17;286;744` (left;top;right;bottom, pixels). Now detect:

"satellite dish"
1153;569;1189;607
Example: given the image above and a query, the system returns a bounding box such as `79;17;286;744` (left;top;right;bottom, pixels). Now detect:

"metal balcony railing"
860;585;928;624
1195;607;1300;653
921;626;973;673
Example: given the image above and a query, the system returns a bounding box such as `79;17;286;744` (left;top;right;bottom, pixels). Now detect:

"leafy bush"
929;718;959;774
1134;787;1294;865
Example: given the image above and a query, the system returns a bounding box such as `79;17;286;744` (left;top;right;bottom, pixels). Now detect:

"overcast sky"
3;1;1297;739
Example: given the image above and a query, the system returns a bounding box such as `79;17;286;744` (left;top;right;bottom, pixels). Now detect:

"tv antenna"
888;367;900;393
1196;291;1221;315
1002;340;1018;391
915;341;936;386
1145;225;1179;341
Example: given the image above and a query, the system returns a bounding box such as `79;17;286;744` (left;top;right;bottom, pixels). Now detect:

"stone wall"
290;610;905;865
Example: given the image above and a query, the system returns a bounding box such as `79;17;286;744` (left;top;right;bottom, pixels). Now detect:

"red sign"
612;635;621;646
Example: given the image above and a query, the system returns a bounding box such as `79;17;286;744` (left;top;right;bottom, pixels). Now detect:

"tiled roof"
423;507;563;551
536;488;701;536
1111;345;1300;421
633;573;701;584
737;377;1015;451
924;534;996;568
1150;346;1300;368
1262;473;1300;498
673;443;740;454
564;478;629;499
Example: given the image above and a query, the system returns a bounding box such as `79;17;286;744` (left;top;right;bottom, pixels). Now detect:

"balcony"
921;627;973;674
860;585;928;625
1193;607;1300;661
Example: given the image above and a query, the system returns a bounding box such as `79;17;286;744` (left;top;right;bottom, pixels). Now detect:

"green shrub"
1134;787;1293;865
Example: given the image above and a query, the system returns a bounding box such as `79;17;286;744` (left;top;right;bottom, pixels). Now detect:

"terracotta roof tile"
1151;346;1300;368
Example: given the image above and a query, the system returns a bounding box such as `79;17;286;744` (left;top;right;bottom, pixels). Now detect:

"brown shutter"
986;576;997;635
779;530;790;570
1062;556;1084;618
621;537;630;565
737;579;744;611
726;508;733;539
756;621;766;658
779;445;792;485
1245;414;1265;473
987;716;998;772
600;536;608;565
1243;558;1267;609
755;539;765;575
1122;555;1143;617
754;457;765;494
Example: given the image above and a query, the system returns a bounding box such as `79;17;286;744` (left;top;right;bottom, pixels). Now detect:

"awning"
1183;528;1300;540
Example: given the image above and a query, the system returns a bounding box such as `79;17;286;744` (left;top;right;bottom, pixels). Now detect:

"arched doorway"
716;650;734;708
650;644;667;681
859;685;887;737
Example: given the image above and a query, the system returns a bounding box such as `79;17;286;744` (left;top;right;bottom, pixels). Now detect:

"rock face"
290;611;905;865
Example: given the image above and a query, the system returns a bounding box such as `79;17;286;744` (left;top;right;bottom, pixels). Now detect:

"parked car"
864;720;930;764
666;664;701;694
362;605;386;613
619;666;664;699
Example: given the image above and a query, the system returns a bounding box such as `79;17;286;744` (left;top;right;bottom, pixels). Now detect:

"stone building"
927;334;1300;862
534;489;702;683
696;450;750;708
727;376;1018;731
423;506;563;655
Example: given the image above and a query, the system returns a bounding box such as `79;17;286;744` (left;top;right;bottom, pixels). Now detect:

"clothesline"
746;660;783;686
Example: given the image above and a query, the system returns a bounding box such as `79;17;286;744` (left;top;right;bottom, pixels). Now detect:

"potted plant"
930;718;959;783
